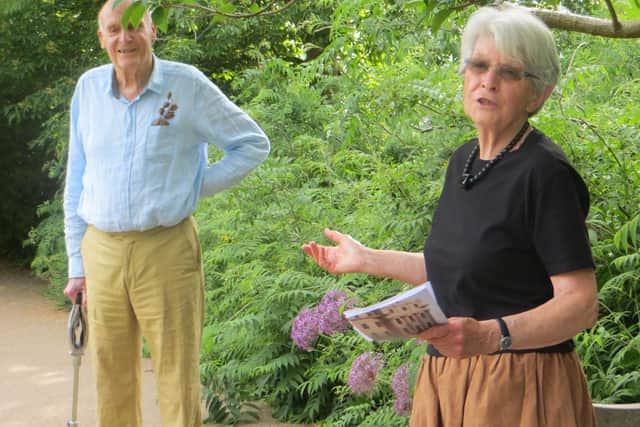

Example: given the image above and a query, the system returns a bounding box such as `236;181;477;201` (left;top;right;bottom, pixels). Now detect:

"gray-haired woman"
302;5;597;427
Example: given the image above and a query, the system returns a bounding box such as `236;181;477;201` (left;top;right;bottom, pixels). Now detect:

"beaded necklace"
460;121;530;190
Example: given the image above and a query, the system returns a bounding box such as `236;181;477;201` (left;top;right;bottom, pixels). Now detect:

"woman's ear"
527;85;554;114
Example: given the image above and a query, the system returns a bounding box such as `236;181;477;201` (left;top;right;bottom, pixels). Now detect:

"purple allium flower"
391;363;412;416
291;307;320;351
316;289;356;336
348;352;384;394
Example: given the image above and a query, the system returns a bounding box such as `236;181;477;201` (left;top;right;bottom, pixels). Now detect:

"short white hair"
460;5;560;94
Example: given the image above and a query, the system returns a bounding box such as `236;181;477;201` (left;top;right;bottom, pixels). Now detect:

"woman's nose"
481;68;500;90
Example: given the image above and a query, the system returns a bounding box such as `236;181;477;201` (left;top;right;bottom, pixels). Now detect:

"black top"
423;129;593;354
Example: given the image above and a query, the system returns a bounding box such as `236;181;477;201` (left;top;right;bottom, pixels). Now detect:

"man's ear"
151;22;157;43
97;28;105;49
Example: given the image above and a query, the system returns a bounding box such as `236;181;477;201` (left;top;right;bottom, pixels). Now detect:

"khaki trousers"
81;217;204;427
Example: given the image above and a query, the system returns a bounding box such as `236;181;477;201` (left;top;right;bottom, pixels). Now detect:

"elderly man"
62;1;270;425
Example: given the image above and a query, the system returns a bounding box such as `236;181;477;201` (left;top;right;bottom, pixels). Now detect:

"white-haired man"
63;1;270;425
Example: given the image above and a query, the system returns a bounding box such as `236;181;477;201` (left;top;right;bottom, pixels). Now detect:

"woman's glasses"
464;59;539;81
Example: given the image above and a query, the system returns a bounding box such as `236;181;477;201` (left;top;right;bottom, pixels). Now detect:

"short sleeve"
530;162;594;275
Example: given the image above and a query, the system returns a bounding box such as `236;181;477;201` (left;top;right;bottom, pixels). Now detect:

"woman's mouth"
477;97;496;106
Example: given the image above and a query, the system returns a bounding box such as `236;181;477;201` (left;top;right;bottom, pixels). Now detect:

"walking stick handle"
68;293;88;355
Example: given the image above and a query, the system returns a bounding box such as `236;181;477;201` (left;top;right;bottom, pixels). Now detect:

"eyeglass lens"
465;60;534;81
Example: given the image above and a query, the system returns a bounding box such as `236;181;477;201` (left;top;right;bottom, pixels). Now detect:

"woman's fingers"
301;241;317;258
420;324;450;341
303;229;354;274
302;241;339;273
317;245;334;270
324;228;344;244
302;241;328;266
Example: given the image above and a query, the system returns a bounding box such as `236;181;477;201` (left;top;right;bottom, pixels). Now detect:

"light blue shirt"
64;57;270;278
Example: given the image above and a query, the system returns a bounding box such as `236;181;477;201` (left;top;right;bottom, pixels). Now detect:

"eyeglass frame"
463;58;539;81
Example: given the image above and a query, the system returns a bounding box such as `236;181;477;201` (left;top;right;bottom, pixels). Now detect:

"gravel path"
0;259;308;427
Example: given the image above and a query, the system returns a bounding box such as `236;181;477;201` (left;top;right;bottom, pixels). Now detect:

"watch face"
500;336;512;350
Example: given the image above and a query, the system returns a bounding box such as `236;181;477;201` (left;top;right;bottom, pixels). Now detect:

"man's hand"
63;277;87;305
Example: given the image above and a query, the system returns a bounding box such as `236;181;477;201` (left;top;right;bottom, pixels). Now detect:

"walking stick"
67;293;88;427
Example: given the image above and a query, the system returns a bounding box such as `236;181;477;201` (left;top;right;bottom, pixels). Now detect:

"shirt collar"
146;55;164;95
104;55;164;99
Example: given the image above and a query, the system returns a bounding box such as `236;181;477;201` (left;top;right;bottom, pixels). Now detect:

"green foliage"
119;1;148;30
194;4;640;420
202;389;261;425
11;0;640;424
0;0;29;15
27;195;68;302
190;2;462;424
0;0;102;260
151;6;170;32
578;215;640;403
121;0;335;92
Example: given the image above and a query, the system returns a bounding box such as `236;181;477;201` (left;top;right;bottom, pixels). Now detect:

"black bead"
460;121;530;190
461;173;473;189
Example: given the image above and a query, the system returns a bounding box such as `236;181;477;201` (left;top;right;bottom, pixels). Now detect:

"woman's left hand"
419;317;499;358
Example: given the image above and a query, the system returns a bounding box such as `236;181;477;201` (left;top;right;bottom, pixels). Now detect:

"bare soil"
0;259;309;427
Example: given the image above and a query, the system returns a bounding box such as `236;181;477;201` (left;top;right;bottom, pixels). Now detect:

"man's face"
97;1;156;73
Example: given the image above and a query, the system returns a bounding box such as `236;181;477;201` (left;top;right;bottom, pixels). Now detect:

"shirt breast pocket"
145;124;180;162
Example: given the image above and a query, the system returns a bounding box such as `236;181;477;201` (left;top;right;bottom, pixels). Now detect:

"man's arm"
194;77;270;198
63;87;88;279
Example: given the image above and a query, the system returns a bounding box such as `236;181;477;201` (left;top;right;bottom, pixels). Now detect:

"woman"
302;6;598;427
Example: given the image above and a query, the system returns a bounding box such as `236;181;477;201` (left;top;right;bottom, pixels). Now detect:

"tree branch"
528;7;640;38
458;1;640;39
450;1;478;12
166;0;640;38
603;0;622;30
171;0;299;19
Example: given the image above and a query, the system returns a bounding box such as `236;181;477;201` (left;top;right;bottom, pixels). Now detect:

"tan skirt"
410;351;595;427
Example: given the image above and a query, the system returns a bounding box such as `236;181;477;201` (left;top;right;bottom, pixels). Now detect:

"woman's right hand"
302;228;367;275
63;277;86;305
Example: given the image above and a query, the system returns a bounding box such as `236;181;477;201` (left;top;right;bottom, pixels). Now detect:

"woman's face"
463;36;545;132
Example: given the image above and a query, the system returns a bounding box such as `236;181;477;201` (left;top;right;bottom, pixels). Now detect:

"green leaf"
248;3;262;14
211;14;226;24
611;253;640;271
120;1;147;30
613;214;639;252
405;0;426;13
429;8;452;34
151;6;169;33
214;0;236;14
422;1;437;23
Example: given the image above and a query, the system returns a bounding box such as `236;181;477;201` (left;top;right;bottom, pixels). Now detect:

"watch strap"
496;317;512;351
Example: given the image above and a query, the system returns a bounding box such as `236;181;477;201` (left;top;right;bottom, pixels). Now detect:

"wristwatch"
496;317;512;351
